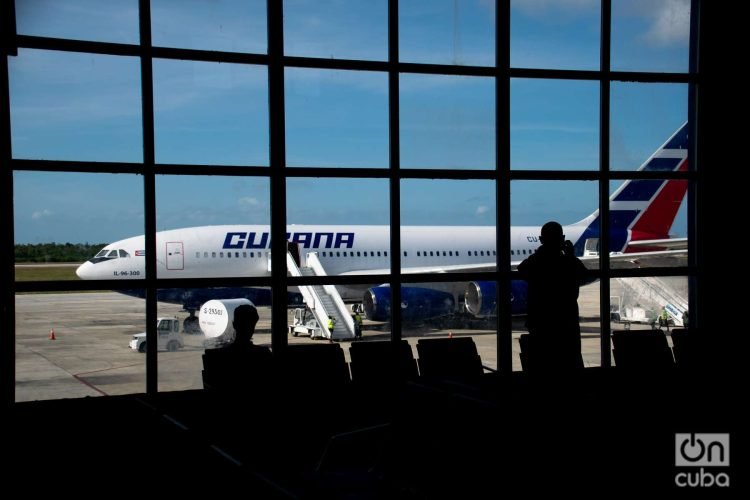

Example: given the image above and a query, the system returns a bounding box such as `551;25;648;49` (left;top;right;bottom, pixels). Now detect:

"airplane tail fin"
573;122;689;253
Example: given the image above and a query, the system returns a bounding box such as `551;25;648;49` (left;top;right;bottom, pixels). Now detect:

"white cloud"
642;0;690;46
476;205;490;215
31;209;53;220
239;197;260;206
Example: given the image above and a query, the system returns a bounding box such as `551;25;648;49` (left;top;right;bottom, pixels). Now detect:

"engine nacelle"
363;286;455;323
464;281;497;317
464;280;529;317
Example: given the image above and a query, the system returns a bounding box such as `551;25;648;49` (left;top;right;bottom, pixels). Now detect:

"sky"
9;0;692;245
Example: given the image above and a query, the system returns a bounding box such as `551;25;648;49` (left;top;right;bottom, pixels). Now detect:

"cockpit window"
119;250;129;258
95;249;109;258
106;250;119;258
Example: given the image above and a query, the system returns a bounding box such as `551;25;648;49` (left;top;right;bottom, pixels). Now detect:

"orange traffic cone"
49;329;56;340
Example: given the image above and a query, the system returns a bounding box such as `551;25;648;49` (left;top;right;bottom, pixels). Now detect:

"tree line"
15;243;106;263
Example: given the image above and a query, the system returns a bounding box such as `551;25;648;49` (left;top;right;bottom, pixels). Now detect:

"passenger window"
243;252;247;258
384;251;387;257
212;252;216;258
404;251;408;257
220;252;224;258
227;252;232;258
195;252;200;258
204;252;208;258
357;251;361;257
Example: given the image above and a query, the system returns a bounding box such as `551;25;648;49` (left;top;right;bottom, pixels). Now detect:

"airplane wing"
580;249;688;270
626;237;688;251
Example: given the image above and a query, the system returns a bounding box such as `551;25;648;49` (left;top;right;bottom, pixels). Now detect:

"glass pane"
607;179;688;266
287;281;386;344
611;0;691;73
284;0;387;60
15;289;146;402
158;290;273;392
400;74;495;169
16;0;139;44
9;49;143;162
511;78;599;170
609;276;688;371
151;0;267;53
399;0;495;66
511;181;600;371
610;83;688;171
155;175;271;278
511;0;600;70
14;172;144;281
285;68;388;168
401;179;496;271
153;59;268;166
286;177;390;273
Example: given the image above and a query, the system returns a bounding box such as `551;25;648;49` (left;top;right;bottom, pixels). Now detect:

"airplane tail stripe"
644;157;683;171
614;179;666;201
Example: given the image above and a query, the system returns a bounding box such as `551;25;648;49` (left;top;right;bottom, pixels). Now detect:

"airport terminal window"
4;0;699;403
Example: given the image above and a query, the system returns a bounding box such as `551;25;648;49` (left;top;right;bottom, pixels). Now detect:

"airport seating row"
202;335;494;396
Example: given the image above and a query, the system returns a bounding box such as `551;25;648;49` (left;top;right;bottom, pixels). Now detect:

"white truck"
129;317;184;353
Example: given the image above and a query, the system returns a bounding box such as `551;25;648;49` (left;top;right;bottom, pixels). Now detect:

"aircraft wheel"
183;316;200;334
138;342;147;353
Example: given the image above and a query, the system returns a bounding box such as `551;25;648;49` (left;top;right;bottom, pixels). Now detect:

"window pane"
155;175;270;278
611;0;691;73
511;0;600;70
9;49;143;162
401;179;496;271
511;78;599;170
15;290;146;401
287;177;390;273
14;172;144;282
287;282;385;343
158;290;273;392
285;68;388;168
399;0;495;66
609;276;689;372
16;0;139;44
511;181;600;371
284;0;387;61
151;0;267;54
610;83;688;170
400;74;495;169
153;59;269;166
607;179;688;266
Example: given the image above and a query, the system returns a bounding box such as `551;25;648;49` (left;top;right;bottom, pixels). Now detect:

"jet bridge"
286;251;355;340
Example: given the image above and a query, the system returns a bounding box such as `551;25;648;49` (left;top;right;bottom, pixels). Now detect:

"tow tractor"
288;307;322;338
129;317;184;353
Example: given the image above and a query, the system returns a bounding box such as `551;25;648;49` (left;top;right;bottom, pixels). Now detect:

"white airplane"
77;123;688;329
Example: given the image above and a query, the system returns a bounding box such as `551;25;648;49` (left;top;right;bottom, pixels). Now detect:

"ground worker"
327;315;336;335
353;311;362;340
660;306;670;331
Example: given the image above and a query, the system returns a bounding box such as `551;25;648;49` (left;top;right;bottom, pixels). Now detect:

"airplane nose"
75;262;90;279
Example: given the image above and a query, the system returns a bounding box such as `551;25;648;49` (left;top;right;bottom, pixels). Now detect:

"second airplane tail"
572;122;689;254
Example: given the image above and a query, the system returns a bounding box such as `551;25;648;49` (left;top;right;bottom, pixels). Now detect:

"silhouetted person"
202;304;271;393
518;221;587;372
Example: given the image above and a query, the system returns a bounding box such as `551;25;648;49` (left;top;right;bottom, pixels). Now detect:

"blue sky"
10;0;691;245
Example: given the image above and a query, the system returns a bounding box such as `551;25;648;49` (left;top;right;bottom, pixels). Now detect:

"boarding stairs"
286;252;355;340
615;277;688;327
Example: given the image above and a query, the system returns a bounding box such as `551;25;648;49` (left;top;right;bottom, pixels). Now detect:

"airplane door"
166;242;184;270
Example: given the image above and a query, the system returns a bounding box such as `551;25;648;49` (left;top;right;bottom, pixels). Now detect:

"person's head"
540;221;564;248
233;304;259;343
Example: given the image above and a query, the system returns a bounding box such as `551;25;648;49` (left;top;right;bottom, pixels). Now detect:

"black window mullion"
599;0;612;368
496;0;512;375
268;0;288;355
388;0;401;344
1;0;17;406
138;0;158;394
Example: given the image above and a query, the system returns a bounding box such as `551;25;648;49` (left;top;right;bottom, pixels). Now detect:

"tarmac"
14;279;677;402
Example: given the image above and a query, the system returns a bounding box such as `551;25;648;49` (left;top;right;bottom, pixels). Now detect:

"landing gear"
183;311;200;334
